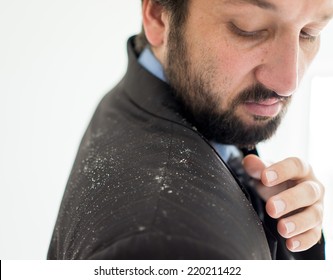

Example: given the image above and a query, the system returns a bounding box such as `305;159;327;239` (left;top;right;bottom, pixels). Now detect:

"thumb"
242;154;268;180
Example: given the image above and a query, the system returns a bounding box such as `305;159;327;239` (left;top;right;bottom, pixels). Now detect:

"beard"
164;24;292;148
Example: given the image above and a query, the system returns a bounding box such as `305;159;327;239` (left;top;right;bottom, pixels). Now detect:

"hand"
243;154;324;252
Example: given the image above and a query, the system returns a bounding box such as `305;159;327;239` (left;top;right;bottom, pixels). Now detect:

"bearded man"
48;0;333;259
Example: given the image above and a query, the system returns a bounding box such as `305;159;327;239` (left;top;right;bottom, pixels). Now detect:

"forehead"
221;0;333;21
186;0;333;25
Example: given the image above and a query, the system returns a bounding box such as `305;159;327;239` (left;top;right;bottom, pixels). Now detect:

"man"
48;0;332;259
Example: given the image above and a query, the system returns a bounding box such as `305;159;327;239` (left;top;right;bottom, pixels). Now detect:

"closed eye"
300;30;318;42
229;22;265;39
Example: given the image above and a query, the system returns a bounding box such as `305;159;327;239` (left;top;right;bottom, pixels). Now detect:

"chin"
238;113;272;126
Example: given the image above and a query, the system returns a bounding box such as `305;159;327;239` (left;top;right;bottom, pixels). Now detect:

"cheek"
213;46;260;91
188;35;263;105
299;43;320;78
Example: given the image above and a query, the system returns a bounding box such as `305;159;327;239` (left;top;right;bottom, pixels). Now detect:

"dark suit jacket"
47;37;325;260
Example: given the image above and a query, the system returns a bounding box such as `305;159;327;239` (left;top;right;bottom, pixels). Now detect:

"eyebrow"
225;0;277;11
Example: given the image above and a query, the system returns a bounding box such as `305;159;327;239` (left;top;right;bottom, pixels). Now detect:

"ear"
142;0;168;47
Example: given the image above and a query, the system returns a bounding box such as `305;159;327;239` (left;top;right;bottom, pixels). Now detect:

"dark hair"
134;0;189;53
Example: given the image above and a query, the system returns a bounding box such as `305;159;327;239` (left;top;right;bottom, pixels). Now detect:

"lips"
243;98;282;118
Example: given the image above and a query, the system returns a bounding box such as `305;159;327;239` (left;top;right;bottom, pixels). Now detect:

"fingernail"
273;199;286;215
265;170;278;183
285;222;296;234
292;240;301;250
251;170;261;180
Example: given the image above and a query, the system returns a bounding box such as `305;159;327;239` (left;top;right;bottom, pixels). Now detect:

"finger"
277;204;323;238
266;180;322;218
243;155;288;201
261;157;312;187
242;154;267;180
285;226;322;252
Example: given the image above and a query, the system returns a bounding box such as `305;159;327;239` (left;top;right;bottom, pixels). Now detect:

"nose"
255;35;299;97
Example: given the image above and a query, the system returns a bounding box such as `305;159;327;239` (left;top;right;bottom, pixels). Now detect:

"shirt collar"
210;142;242;162
138;47;167;82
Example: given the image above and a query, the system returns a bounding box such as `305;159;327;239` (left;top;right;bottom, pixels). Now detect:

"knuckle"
307;181;321;200
321;183;326;196
310;227;322;243
312;204;324;223
289;157;309;176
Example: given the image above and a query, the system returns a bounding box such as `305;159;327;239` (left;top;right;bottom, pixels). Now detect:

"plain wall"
0;0;332;259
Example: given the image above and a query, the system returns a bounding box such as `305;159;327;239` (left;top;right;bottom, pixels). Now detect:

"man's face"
163;0;333;147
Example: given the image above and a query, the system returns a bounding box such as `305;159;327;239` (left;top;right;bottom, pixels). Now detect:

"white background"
0;0;332;260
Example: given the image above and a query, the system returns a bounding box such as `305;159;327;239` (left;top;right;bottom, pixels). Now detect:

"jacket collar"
122;37;194;129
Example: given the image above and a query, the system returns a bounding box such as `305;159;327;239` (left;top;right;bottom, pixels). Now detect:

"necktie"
226;152;265;221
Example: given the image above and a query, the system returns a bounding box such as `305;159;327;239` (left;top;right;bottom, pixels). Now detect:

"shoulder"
49;86;271;260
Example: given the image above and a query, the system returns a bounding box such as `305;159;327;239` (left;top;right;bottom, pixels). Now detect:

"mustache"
235;84;291;105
